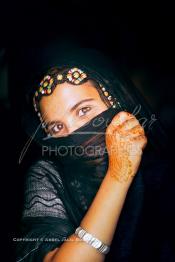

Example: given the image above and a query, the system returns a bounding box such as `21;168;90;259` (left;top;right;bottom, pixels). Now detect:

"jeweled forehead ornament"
34;68;87;99
66;68;87;85
33;67;119;130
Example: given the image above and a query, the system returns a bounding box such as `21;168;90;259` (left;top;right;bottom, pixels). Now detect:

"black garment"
15;153;174;262
15;47;174;261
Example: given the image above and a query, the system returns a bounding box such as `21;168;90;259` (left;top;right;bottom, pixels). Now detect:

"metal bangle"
75;226;110;255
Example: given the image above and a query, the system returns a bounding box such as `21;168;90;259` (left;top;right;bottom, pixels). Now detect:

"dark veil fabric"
22;47;167;153
15;47;173;262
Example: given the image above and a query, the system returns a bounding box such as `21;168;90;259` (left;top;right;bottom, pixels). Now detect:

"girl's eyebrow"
45;98;95;128
70;98;95;113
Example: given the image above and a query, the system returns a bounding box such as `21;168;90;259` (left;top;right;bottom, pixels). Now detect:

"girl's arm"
44;111;147;262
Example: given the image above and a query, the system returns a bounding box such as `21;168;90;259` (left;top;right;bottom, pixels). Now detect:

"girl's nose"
66;117;81;135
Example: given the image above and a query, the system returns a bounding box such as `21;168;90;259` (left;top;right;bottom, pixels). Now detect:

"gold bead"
47;89;51;94
67;73;72;80
73;72;80;78
74;79;80;84
104;91;108;96
81;73;87;78
44;75;50;80
57;74;63;80
43;81;48;87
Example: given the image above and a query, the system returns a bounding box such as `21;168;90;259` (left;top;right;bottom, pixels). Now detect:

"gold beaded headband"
33;67;119;127
34;68;87;98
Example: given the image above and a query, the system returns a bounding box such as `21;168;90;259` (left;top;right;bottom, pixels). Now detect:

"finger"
116;117;140;132
107;111;133;134
115;126;145;141
131;135;148;150
129;124;145;136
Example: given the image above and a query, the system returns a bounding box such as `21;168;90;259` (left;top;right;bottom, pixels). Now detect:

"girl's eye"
78;106;91;117
50;123;63;134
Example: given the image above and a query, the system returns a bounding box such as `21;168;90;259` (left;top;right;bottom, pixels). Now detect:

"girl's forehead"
39;81;103;113
42;80;100;99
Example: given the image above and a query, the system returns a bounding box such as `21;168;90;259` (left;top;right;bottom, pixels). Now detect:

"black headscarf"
18;47;169;261
22;47;167;154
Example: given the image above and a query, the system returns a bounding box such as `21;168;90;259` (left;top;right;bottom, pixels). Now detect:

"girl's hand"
105;111;147;183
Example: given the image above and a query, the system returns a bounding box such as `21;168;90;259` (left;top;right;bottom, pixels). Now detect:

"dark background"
0;1;175;261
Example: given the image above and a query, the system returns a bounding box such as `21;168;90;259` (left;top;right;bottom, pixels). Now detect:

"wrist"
106;168;134;188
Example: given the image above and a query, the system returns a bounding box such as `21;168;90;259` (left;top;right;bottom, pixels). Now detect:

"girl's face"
39;80;108;137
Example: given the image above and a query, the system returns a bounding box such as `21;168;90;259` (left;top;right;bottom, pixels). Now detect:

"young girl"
15;48;169;262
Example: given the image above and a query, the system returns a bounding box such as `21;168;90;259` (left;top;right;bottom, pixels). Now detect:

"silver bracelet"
75;226;110;255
